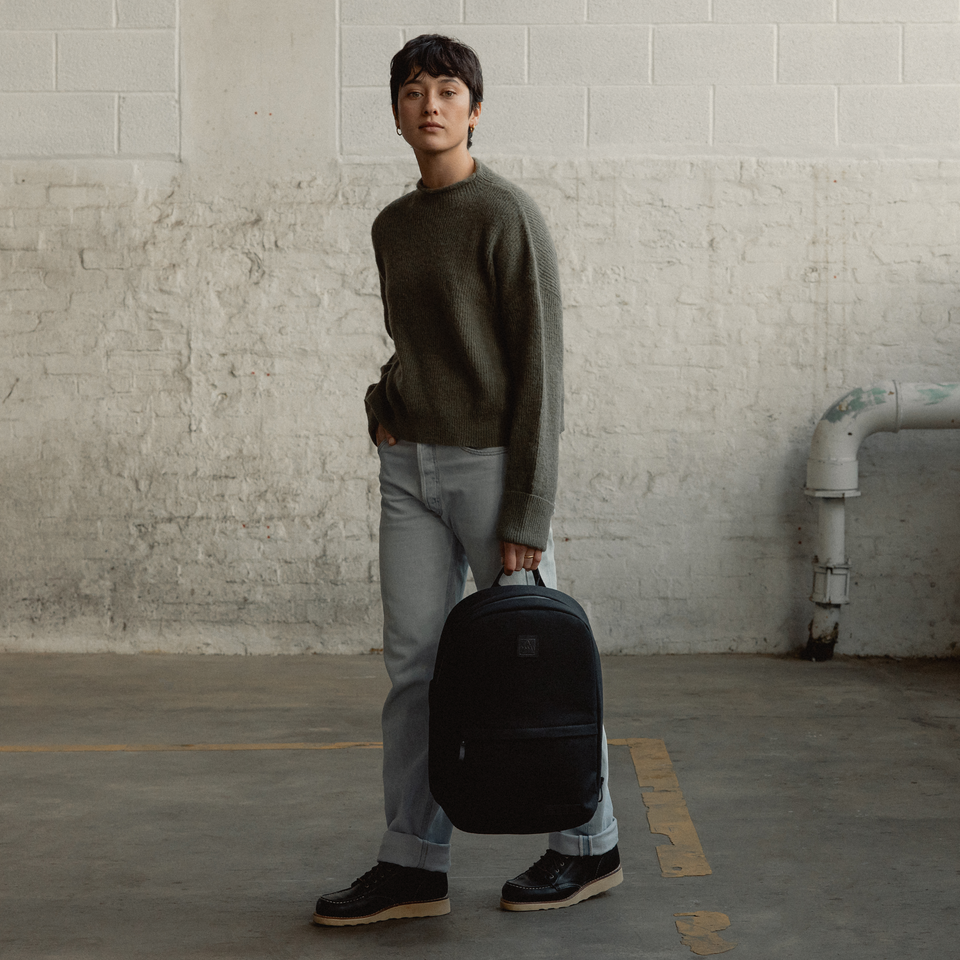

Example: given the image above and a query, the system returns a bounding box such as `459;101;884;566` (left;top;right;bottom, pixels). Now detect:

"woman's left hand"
501;542;542;575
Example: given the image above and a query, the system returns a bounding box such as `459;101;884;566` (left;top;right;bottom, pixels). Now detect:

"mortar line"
335;0;342;157
524;26;529;84
899;24;904;84
177;0;182;161
648;25;654;84
775;23;780;84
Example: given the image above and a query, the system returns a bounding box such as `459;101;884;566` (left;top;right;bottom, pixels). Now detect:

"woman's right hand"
376;423;397;447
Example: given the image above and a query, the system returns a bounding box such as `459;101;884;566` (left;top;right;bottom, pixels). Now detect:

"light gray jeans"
376;439;618;872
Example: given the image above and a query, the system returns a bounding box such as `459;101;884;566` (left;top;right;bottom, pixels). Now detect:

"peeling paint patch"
822;385;891;423
611;737;712;877
674;912;737;956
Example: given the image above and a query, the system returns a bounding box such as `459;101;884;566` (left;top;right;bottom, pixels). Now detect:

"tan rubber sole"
500;866;624;912
312;897;451;926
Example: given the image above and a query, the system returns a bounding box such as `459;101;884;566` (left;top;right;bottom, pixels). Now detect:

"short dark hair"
390;34;483;145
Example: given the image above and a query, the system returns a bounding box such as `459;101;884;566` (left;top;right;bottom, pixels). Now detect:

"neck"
415;148;476;190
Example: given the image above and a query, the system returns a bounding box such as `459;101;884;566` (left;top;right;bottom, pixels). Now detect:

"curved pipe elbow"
806;381;960;495
806;382;900;494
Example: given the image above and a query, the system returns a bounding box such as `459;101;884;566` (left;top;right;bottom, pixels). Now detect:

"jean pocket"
458;445;507;457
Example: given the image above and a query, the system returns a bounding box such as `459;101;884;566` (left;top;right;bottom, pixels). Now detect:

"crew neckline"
417;159;484;194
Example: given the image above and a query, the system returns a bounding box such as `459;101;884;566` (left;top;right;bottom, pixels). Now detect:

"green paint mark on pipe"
916;383;959;405
822;385;891;423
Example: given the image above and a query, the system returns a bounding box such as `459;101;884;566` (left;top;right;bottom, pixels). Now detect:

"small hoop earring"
396;127;403;136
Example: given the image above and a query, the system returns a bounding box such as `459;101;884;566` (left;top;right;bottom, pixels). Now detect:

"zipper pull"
458;741;466;761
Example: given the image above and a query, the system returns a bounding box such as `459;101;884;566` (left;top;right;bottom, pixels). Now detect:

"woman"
312;34;620;927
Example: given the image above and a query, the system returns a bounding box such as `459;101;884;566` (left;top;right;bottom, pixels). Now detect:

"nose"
422;92;439;114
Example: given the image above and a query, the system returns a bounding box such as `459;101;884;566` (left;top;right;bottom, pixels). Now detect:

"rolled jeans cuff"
548;816;620;858
378;830;451;874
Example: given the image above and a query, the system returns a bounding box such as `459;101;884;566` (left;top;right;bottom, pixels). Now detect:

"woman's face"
393;70;481;157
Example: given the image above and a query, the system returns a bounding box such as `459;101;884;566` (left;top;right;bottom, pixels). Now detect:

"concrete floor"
1;652;958;959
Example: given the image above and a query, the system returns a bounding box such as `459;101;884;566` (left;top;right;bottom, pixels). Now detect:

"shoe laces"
527;849;569;882
353;862;399;889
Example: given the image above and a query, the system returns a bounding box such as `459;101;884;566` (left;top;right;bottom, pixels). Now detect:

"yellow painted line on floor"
674;912;737;956
610;737;712;878
0;741;383;753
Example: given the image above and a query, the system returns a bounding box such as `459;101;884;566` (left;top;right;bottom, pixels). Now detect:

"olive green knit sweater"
364;160;564;551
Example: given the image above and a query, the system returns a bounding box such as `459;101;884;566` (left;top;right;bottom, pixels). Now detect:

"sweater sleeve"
493;196;564;551
364;233;398;444
365;353;398;443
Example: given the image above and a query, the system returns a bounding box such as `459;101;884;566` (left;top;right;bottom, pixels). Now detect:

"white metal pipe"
816;499;846;566
804;381;960;660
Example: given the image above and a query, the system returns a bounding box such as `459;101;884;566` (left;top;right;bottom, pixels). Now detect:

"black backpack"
428;568;603;834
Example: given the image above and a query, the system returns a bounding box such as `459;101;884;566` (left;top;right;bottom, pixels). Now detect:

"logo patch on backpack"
517;635;539;658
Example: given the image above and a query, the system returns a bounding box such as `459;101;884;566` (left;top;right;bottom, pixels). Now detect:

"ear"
470;101;482;126
392;103;399;128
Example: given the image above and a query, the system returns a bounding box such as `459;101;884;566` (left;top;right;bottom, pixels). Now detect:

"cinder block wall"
2;0;960;656
0;0;179;157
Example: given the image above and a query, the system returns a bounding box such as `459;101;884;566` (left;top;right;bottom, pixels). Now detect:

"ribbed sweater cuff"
496;491;554;552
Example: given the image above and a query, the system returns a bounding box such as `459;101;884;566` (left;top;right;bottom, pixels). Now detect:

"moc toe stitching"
500;846;623;911
312;863;449;925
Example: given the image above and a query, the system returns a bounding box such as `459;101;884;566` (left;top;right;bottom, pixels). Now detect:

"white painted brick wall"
715;0;835;22
118;0;177;28
590;86;709;146
530;25;650;85
339;3;960;157
4;1;960;659
656;24;776;84
779;25;901;84
0;94;116;154
0;1;179;158
5;1;960;160
840;85;960;143
341;88;409;156
589;0;710;23
342;0;460;25
59;31;177;92
715;85;837;145
3;156;960;658
341;26;405;87
905;25;960;83
0;33;55;91
839;0;960;21
0;0;114;31
467;0;585;24
119;95;179;155
473;86;588;152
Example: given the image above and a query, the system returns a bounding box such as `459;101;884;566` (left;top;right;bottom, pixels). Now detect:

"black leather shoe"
500;846;623;912
312;862;450;926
